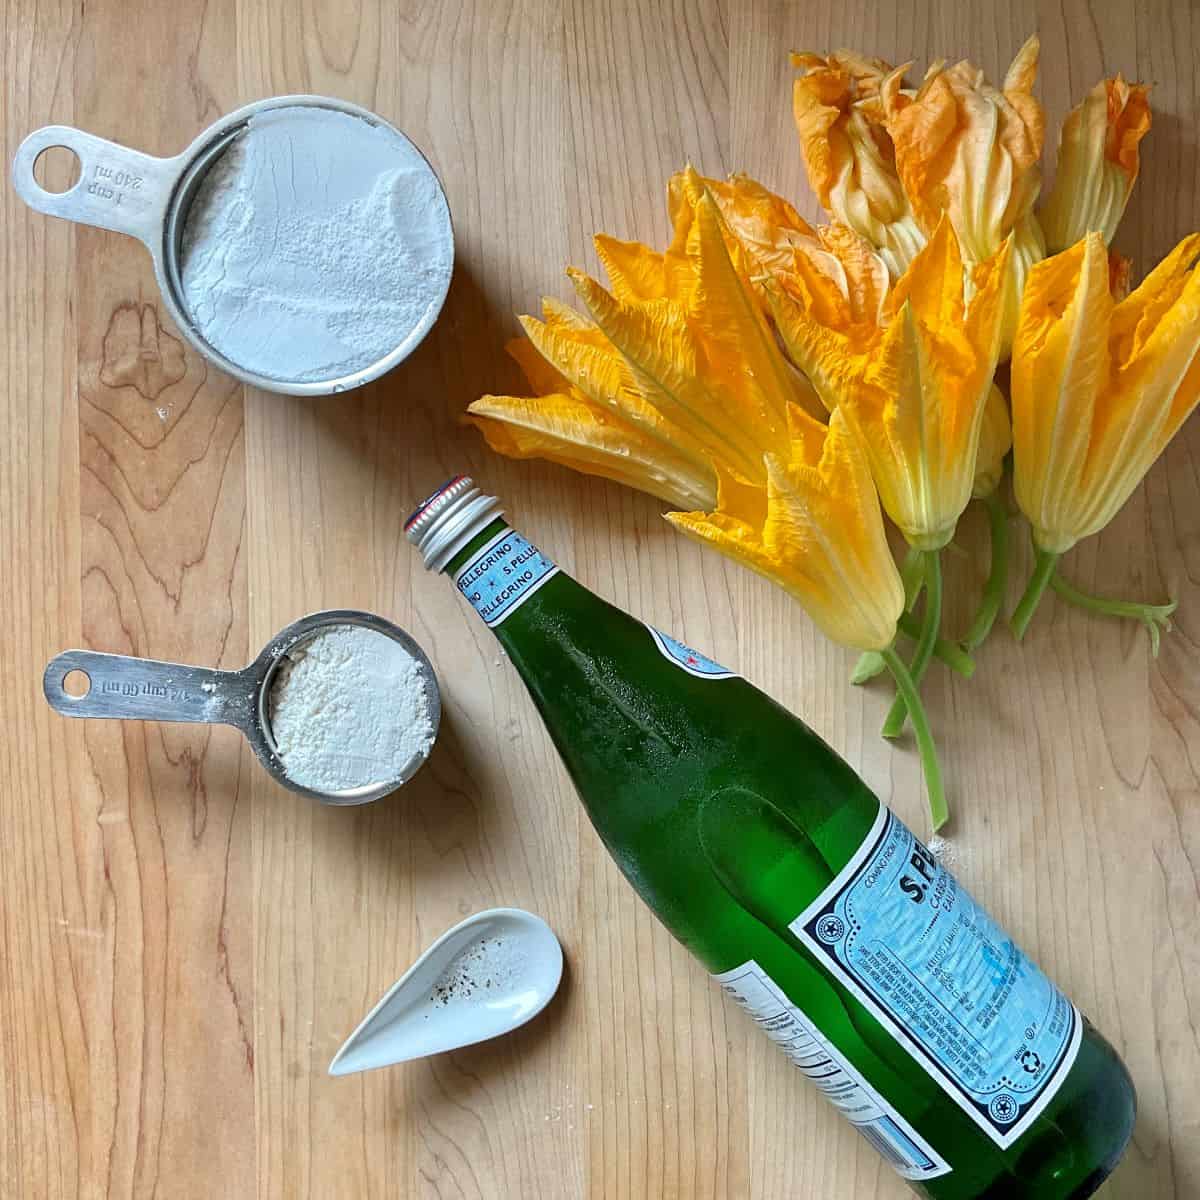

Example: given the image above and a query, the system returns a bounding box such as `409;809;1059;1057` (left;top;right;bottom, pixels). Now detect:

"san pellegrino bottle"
405;477;1135;1198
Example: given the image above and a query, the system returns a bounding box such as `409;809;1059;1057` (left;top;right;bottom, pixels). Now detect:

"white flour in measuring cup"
268;624;435;793
179;106;452;384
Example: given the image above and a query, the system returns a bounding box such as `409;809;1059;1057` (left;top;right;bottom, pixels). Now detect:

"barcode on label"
712;959;950;1182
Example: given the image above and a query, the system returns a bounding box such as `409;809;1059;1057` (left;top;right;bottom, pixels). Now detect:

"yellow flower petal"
518;312;710;470
813;224;891;324
768;277;866;412
791;51;926;275
843;222;1008;547
1011;235;1112;550
666;407;903;651
692;171;817;280
882;34;1044;354
1012;232;1200;552
469;390;716;511
973;384;1012;497
568;269;768;481
593;234;693;303
508;335;569;397
541;295;601;333
1040;76;1152;253
687;190;821;425
1109;232;1200;367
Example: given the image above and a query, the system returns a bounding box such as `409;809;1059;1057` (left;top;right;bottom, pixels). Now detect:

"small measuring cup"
42;610;441;806
11;95;454;396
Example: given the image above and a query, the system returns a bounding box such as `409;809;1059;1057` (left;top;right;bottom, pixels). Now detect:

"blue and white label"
646;626;736;679
714;960;950;1181
792;805;1081;1149
454;527;559;627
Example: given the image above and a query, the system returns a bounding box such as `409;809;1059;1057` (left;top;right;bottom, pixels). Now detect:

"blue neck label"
791;805;1081;1149
454;527;559;627
645;626;736;679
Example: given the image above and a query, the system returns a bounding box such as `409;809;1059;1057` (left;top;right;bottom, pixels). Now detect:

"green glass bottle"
405;477;1135;1199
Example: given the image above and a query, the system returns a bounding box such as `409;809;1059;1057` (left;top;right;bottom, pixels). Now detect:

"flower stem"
852;548;931;685
1010;548;1060;641
961;489;1010;652
881;645;948;832
882;550;942;738
899;614;976;677
901;546;926;609
1049;572;1177;657
852;616;974;684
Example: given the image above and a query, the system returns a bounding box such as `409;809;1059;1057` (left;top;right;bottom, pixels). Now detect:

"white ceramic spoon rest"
329;907;564;1076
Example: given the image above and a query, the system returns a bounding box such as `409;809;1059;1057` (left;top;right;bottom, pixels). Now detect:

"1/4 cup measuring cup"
42;610;441;805
11;95;454;395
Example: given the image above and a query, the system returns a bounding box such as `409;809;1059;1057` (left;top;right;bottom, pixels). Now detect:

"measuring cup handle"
43;650;255;729
11;125;177;246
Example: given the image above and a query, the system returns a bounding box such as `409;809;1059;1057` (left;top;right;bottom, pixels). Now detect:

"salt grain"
429;934;528;1007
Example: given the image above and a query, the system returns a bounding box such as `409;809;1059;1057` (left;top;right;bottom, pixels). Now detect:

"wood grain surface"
3;1;1198;1197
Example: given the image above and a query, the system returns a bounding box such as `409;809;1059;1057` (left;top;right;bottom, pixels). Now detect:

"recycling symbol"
1020;1051;1043;1075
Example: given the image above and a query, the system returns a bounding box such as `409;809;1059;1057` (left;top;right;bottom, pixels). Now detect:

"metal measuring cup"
11;95;454;396
42;610;441;806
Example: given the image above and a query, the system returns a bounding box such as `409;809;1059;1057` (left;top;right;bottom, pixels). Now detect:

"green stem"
898;613;975;677
853;615;974;684
901;546;926;609
881;646;948;832
882;550;942;738
1049;572;1177;657
1010;548;1060;641
961;489;1010;652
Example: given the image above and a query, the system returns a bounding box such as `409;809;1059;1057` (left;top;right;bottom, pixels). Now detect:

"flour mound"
179;105;453;383
268;624;434;793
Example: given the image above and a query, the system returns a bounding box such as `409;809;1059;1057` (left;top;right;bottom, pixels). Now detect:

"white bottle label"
454;527;559;626
714;960;950;1181
791;804;1081;1150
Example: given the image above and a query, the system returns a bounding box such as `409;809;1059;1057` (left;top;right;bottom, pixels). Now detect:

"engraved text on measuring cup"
101;679;194;702
88;162;143;205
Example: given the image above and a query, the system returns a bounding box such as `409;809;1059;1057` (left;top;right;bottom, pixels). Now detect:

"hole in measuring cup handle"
61;669;91;699
32;145;82;194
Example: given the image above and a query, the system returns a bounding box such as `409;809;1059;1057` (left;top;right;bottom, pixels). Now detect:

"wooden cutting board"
2;1;1196;1196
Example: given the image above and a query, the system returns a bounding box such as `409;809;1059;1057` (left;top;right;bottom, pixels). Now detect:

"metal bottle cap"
405;475;504;573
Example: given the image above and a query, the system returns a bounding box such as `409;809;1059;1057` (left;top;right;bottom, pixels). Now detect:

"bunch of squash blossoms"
467;36;1200;830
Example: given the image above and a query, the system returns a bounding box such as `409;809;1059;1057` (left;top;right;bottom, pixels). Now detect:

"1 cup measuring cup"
11;95;454;395
42;610;441;806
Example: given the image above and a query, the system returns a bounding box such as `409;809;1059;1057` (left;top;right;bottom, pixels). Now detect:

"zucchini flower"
1010;232;1200;650
771;217;1011;549
1040;76;1152;253
770;217;1010;737
667;407;903;652
469;322;717;512
792;50;926;276
670;407;948;828
881;36;1045;352
470;172;819;499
